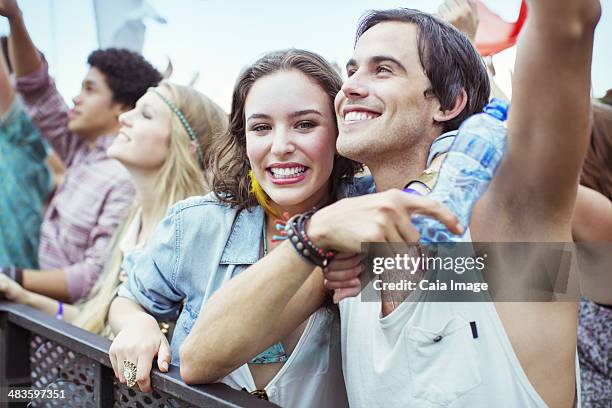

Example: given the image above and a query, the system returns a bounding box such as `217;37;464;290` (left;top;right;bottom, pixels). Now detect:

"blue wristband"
403;187;423;196
56;302;64;320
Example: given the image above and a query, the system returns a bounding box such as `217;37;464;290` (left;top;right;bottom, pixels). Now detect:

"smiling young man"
325;3;598;407
0;0;162;302
315;4;599;406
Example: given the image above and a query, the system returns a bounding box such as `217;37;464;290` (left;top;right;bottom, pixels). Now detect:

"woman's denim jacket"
116;178;372;364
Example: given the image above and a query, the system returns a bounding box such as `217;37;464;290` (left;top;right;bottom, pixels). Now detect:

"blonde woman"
0;81;227;336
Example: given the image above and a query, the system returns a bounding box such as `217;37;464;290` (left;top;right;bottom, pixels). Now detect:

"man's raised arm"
0;37;14;115
474;0;601;240
0;0;42;77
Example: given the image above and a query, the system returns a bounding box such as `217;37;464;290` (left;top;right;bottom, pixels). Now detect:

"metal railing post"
0;311;32;389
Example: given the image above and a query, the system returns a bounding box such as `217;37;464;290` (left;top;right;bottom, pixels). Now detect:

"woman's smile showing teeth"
268;163;309;184
244;68;338;209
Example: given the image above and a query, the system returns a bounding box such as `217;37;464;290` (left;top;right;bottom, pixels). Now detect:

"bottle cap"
483;98;510;121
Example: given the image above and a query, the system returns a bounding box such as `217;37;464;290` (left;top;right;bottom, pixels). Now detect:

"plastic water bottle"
409;98;510;243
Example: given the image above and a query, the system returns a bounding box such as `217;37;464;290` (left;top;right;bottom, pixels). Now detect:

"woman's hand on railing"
108;312;172;393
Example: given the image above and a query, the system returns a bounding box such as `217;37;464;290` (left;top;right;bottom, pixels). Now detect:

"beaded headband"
149;88;205;167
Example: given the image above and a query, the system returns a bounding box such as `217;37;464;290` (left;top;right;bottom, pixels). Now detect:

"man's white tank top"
339;231;581;407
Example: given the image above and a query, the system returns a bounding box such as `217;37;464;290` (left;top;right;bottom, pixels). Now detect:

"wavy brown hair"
209;49;362;211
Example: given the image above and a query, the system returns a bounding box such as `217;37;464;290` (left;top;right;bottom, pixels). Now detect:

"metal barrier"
0;301;276;407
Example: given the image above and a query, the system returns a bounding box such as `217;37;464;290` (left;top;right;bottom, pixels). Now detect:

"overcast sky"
1;0;610;111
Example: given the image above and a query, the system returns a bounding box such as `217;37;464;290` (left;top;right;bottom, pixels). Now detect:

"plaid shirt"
0;97;52;269
16;60;135;301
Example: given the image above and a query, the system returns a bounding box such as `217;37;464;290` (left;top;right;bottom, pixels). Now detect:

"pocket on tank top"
404;315;482;405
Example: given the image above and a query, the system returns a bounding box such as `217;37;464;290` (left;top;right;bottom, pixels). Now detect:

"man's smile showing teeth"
344;111;379;123
269;166;307;179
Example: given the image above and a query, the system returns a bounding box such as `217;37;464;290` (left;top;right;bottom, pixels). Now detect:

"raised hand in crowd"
438;0;479;42
0;0;20;20
439;0;509;100
0;0;42;76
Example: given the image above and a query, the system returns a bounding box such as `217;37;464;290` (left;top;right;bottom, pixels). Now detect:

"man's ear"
111;101;130;118
433;89;468;123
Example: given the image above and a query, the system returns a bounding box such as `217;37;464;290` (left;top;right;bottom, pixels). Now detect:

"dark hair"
209;49;363;211
599;89;612;106
87;48;162;108
581;99;612;200
356;8;490;132
1;36;11;73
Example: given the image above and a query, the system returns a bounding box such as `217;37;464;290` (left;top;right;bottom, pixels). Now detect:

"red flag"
475;0;528;56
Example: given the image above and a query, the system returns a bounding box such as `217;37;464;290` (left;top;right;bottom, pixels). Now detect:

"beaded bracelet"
285;210;335;267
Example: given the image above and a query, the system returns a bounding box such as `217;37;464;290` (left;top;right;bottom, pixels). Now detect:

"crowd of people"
0;0;610;406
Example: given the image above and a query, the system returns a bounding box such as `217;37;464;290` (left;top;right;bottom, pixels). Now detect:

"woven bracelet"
285;210;335;267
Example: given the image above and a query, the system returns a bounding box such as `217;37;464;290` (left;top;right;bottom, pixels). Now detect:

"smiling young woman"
106;49;361;407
